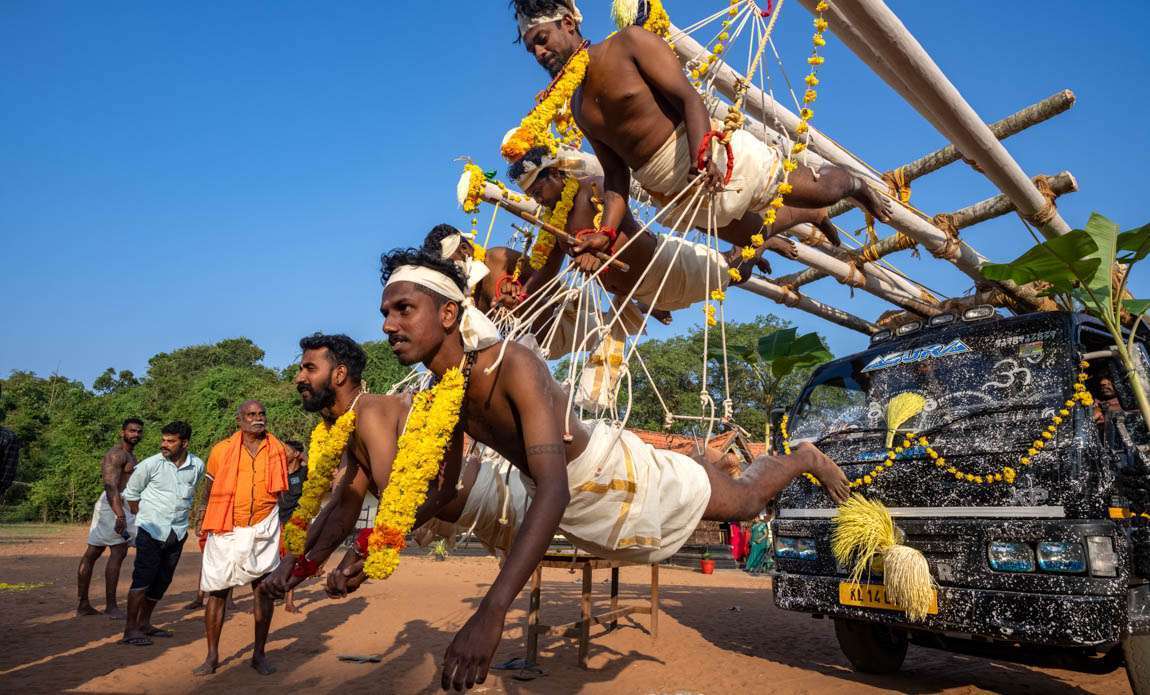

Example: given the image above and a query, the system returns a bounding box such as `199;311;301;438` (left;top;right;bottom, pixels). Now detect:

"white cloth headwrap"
502;127;605;191
437;232;491;295
386;265;501;353
516;1;583;35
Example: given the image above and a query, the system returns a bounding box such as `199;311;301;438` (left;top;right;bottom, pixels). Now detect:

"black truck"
770;308;1150;691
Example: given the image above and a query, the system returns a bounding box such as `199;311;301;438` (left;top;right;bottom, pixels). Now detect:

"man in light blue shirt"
120;421;205;646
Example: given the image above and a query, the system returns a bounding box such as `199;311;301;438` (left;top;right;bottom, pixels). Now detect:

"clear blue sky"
2;1;1147;384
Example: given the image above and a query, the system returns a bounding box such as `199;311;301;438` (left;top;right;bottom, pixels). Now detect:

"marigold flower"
728;267;742;282
750;233;765;247
814;18;829;31
778;182;794;195
812;34;826;47
740;245;756;260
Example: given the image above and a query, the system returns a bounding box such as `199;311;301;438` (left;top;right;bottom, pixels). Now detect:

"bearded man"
508;1;890;259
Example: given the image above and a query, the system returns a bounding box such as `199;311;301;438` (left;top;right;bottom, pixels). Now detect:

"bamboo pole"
827;0;1072;238
786;223;930;299
782;172;1079;288
825;91;1076;218
739;277;878;334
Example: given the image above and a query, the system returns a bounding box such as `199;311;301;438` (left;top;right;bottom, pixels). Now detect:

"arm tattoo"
526;443;565;456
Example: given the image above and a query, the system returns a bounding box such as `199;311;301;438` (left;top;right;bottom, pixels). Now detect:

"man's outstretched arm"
441;353;570;691
586;135;634;236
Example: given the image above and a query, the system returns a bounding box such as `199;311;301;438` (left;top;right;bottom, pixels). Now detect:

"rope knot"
930;213;962;261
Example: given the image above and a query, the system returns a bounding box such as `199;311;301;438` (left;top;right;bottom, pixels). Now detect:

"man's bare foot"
284;602;299;614
651;309;673;325
76;602;100;616
183;600;204;610
192;659;218;676
764;235;800;259
251;654;277;675
851;179;893;223
104;606;127;620
814;211;842;247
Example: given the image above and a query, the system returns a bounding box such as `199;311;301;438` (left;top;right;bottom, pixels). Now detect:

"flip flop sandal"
145;628;174;638
491;658;531;671
513;665;547;681
121;636;153;647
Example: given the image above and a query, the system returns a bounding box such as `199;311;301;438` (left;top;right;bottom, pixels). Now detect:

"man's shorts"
130;528;186;601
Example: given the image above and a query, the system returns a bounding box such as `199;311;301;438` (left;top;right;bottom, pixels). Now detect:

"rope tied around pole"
882;167;912;205
1028;174;1060;227
930;213;963;262
778;284;803;307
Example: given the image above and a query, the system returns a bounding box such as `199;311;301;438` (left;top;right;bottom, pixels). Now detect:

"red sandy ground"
0;524;1131;694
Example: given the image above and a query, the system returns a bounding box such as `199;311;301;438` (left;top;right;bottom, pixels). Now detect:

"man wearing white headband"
372;240;851;690
511;0;891;264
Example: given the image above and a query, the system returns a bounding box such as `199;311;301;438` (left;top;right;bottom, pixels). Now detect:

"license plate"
838;582;938;615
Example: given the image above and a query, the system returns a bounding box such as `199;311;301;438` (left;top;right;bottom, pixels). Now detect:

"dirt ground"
0;524;1132;694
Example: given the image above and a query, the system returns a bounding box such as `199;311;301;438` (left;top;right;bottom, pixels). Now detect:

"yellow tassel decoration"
884;391;925;449
832;494;935;622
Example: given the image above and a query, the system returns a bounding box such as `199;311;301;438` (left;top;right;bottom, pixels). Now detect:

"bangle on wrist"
291;554;320;578
354;528;372;558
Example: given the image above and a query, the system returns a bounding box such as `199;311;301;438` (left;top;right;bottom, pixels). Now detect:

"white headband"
385;265;501;353
440;233;463;259
516;2;583;35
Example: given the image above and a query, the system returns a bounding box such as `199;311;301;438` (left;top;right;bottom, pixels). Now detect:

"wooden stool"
525;554;659;668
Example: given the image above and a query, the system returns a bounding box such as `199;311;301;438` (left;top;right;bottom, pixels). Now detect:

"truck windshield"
790;322;1073;446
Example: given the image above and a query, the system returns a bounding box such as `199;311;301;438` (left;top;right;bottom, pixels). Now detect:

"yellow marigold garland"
793;360;1094;490
501;45;590;161
462;163;486;214
283;404;359;554
364;367;467;580
531;176;579;270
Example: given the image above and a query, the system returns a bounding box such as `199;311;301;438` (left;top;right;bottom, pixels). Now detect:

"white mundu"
200;509;281;591
434;421;712;563
633;122;784;231
87;491;136;546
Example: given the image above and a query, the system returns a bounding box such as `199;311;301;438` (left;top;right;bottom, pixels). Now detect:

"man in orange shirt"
193;400;288;676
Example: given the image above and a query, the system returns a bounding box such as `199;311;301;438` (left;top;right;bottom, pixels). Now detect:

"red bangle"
574;227;619;245
354;528;372;558
696;130;735;185
291;555;320;578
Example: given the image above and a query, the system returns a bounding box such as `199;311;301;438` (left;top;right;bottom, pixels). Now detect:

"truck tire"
1124;634;1150;695
834;618;908;674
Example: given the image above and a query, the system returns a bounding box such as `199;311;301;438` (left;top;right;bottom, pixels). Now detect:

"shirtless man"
506;145;841;315
510;2;890;257
77;418;143;617
271;245;849;691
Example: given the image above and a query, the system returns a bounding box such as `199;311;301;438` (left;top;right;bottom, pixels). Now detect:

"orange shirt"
207;439;279;528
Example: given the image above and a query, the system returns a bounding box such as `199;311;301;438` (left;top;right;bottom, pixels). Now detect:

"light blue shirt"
123;451;205;542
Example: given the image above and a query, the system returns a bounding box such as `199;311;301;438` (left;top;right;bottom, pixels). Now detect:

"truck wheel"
834;618;908;674
1124;634;1150;695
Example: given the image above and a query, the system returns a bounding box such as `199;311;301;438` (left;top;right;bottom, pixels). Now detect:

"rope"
930;213;963;262
1029;174;1059;227
882;167;912;205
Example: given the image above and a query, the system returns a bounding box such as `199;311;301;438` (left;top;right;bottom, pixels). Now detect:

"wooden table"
525;554;659;668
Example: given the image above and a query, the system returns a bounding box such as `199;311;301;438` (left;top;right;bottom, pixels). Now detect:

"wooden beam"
739;277;879;334
825;91;1076;218
783;172;1079;288
827;0;1072;238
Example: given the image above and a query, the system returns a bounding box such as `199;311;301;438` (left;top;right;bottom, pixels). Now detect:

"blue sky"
2;1;1147;385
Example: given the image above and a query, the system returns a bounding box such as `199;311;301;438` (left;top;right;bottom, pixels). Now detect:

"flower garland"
462;163;486;214
283;397;361;554
531;176;579;270
793;361;1095;490
501;44;590;161
364;366;468;579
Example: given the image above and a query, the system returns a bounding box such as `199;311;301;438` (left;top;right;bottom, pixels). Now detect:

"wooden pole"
825;91;1076;218
787;222;931;299
827;0;1072;238
782;172;1079;288
739;277;878;334
787;239;940;315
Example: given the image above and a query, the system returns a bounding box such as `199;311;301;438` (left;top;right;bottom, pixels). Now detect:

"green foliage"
622;315;827;437
0;336;410;522
754;328;833;381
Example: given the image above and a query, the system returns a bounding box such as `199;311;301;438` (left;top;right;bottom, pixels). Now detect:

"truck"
770;308;1150;692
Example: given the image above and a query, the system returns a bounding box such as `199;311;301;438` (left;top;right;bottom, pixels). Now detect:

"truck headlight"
775;536;817;560
1036;541;1086;573
987;541;1035;572
1086;536;1118;577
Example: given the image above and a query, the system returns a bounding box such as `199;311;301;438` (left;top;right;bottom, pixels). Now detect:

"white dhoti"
633;123;783;231
200;509;281;591
630;235;730;312
459;422;713;564
415;449;530;556
87;491;136;546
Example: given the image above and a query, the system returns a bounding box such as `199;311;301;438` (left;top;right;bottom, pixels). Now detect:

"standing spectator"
120;421;204;646
277;440;307;613
76;418;143;618
744;513;774;575
194;400;288;676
